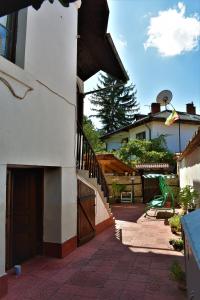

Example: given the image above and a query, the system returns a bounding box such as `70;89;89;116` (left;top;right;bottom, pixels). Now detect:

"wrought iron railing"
76;123;109;198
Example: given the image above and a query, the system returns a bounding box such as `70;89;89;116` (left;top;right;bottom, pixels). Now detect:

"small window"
136;131;146;140
121;138;128;144
0;13;17;62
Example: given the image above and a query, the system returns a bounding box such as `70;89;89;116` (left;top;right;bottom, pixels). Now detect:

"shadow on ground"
5;203;186;300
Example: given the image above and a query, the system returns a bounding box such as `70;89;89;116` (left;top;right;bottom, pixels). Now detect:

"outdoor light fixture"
131;177;135;203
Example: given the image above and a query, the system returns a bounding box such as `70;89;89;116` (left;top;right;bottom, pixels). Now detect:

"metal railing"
76;123;109;198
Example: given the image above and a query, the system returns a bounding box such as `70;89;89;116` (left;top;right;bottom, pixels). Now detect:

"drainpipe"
144;123;151;140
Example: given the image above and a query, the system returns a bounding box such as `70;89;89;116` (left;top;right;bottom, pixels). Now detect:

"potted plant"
168;214;181;234
111;183;127;203
169;238;184;251
178;185;199;214
170;261;186;291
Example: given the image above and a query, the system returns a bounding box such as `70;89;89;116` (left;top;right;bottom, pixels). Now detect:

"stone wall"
105;175;143;203
105;175;179;204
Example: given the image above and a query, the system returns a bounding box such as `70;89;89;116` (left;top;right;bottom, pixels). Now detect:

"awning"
0;0;78;17
142;174;176;179
135;163;170;170
77;0;128;82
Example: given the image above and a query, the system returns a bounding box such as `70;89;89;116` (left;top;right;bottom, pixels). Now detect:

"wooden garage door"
77;180;95;246
6;169;43;269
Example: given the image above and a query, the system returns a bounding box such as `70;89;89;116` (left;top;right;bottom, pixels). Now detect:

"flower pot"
173;244;183;252
171;227;177;234
164;201;171;208
177;280;187;291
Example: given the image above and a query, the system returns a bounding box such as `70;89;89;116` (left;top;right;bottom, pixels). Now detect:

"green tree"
116;135;174;166
83;116;105;152
90;73;139;133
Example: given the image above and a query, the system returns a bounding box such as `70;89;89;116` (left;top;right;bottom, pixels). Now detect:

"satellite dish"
156;90;173;106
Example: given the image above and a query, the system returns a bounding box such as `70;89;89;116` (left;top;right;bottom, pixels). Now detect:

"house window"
136;131;146;140
0;14;17;62
121;138;128;145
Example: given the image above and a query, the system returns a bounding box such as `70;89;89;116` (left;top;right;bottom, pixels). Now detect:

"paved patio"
5;204;186;300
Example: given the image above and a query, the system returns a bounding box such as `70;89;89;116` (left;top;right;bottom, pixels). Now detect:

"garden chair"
144;176;175;217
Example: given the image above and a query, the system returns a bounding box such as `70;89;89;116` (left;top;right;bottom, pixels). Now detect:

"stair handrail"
76;123;109;198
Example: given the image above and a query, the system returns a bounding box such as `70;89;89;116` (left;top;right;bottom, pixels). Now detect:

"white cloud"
144;2;200;56
115;34;127;50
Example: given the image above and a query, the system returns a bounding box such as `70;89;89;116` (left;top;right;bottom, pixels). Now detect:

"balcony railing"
76;123;109;198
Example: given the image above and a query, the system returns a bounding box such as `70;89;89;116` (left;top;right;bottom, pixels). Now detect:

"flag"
165;110;179;126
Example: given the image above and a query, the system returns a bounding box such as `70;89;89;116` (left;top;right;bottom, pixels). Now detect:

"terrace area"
4;204;185;300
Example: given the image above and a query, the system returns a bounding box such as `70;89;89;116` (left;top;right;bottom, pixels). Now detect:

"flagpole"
167;103;181;152
179;118;181;153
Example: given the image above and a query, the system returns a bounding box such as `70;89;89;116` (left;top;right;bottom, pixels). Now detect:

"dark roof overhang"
0;0;77;17
77;0;128;82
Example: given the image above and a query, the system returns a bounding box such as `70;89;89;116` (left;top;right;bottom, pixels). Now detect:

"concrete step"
77;169;89;178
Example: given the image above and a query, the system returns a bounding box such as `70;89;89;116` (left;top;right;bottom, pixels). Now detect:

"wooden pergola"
96;154;134;175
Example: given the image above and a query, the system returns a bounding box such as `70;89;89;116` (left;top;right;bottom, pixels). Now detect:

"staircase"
76;124;111;214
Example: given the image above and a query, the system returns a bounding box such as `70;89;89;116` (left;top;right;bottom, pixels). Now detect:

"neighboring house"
102;102;200;154
0;1;127;297
179;129;200;300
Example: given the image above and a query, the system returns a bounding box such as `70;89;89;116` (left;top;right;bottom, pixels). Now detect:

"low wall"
105;175;143;203
105;175;179;204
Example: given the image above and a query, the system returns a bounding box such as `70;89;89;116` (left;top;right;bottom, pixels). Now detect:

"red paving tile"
4;203;186;300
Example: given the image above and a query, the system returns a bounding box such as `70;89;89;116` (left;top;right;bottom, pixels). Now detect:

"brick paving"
4;204;186;300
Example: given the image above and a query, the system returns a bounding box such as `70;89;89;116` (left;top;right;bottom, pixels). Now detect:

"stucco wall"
0;166;7;276
0;58;76;167
129;124;151;140
179;147;200;207
151;121;199;153
0;2;78;276
106;132;129;151
25;2;77;102
105;175;143;203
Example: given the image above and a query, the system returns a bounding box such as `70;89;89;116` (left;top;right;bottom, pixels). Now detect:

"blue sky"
84;1;200;128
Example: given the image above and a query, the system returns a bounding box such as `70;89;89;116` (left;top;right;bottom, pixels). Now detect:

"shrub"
111;183;127;201
170;261;185;282
169;238;184;251
168;215;181;232
178;185;199;213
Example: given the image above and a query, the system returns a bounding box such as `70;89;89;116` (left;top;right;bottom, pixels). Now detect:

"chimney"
151;103;160;114
186;102;196;115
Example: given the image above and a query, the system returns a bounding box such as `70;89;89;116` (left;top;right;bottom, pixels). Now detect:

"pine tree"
90;73;139;133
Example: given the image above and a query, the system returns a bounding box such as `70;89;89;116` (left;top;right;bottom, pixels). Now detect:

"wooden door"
6;169;43;269
143;177;160;203
77;180;95;246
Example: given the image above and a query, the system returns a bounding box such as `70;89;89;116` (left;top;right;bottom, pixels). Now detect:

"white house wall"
179;147;200;208
0;166;7;277
129;124;151;140
0;2;78;276
151;121;199;153
0;58;76;167
25;2;77;102
106;132;129;151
